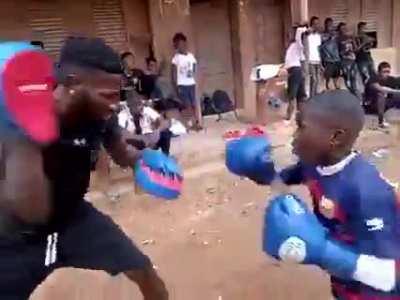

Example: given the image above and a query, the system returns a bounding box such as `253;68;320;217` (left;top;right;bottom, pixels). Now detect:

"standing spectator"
283;26;307;121
171;33;201;130
337;22;359;97
364;62;400;128
141;57;159;99
320;18;341;90
304;16;322;96
356;22;376;85
120;51;144;102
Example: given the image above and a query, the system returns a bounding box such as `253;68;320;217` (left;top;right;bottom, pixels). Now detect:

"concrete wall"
148;0;194;74
121;0;152;69
191;0;235;100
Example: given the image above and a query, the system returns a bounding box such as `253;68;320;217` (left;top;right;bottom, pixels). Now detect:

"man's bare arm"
0;138;51;224
372;83;400;95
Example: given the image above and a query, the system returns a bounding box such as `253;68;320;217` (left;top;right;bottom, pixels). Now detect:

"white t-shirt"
172;52;197;86
285;42;302;69
307;32;322;63
118;105;160;135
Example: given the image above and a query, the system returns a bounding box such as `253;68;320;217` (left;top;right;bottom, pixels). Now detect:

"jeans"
309;63;321;97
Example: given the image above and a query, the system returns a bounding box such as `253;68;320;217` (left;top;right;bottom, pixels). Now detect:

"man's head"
378;62;391;80
121;51;135;73
146;57;158;74
324;18;334;32
337;22;348;35
55;37;122;124
292;90;364;166
173;33;188;54
310;16;320;31
358;22;367;34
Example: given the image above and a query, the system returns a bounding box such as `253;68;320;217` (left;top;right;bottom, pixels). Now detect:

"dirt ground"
31;117;399;300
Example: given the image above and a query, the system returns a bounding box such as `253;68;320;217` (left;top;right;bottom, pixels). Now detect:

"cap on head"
0;41;58;143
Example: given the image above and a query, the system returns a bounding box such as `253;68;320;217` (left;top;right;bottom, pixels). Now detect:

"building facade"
0;0;399;120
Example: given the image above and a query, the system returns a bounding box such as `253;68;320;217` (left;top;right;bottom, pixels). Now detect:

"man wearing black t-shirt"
0;38;168;299
356;22;376;85
365;62;400;128
337;22;359;97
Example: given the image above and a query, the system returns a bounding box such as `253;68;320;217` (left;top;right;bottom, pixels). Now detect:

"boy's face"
123;55;135;71
340;25;348;35
326;21;333;32
147;60;158;74
292;105;335;165
311;19;320;31
177;40;187;53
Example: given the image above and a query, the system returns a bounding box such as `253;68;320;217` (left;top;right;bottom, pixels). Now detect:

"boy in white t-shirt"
171;32;202;130
304;16;322;96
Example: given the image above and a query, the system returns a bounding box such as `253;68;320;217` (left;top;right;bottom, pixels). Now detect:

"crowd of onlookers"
284;16;400;128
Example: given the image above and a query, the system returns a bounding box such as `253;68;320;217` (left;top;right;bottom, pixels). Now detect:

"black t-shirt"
365;74;400;102
42;115;120;226
121;68;145;101
337;35;356;61
356;33;373;62
320;32;340;63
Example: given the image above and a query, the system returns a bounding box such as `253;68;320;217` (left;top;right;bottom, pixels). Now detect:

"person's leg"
59;201;168;299
349;62;360;98
286;67;299;120
177;86;192;128
0;235;55;300
376;92;387;127
156;129;172;155
309;64;317;97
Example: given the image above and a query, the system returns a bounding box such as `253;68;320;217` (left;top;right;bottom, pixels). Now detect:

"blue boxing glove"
225;136;275;184
263;194;358;280
134;149;183;200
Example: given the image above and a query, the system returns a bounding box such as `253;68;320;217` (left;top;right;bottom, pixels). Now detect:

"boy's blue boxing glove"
263;194;358;280
225;136;275;185
134;149;183;200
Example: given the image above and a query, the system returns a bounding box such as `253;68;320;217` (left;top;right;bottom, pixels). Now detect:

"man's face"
311;19;320;31
292;106;333;165
359;25;366;34
379;67;391;80
123;55;135;71
340;25;348;35
326;21;334;32
54;70;121;122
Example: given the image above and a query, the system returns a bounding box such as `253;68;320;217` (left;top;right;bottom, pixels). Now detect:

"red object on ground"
223;126;266;142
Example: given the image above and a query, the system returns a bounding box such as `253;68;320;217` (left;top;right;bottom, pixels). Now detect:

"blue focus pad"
0;41;57;143
225;136;275;184
134;149;183;200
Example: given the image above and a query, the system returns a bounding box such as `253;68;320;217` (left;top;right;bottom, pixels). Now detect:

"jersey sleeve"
352;174;399;257
279;162;305;185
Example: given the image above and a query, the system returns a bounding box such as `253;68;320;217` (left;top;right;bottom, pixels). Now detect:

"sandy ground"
31;115;399;300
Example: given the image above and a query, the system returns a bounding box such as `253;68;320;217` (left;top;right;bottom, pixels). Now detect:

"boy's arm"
278;162;305;185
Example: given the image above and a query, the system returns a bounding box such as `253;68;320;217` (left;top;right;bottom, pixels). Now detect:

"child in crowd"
171;32;202;131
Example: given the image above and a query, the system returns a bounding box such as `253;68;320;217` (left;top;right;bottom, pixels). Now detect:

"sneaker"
379;121;390;129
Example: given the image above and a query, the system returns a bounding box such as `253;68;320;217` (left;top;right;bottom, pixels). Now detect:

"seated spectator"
120;51;145;101
364;62;400;128
119;92;173;155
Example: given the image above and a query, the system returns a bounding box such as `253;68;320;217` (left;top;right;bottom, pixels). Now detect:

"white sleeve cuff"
353;255;396;292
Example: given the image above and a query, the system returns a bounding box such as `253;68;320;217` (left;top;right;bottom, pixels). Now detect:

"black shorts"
323;62;341;79
287;67;307;102
0;201;151;300
178;85;196;107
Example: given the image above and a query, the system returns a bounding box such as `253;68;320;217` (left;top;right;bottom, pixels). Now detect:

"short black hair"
146;56;157;65
121;51;134;61
378;61;391;72
31;41;44;49
324;18;333;27
59;37;121;74
358;22;367;30
309;90;365;133
310;16;319;26
337;22;346;32
173;32;187;44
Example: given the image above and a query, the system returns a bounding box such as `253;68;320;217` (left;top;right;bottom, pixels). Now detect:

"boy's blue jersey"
280;153;400;298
